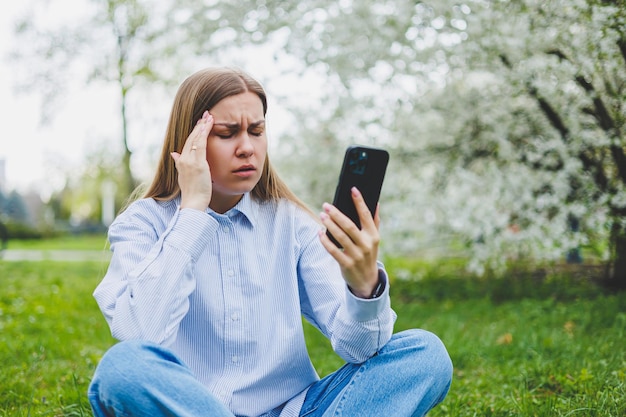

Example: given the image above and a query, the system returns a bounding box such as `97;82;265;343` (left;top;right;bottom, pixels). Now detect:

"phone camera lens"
349;149;368;175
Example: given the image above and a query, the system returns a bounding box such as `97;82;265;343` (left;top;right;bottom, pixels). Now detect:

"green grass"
396;285;626;416
0;261;114;416
1;256;625;416
304;267;626;417
5;234;109;251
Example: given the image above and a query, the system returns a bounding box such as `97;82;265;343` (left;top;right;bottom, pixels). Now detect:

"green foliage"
44;143;134;225
1;221;46;240
0;191;29;224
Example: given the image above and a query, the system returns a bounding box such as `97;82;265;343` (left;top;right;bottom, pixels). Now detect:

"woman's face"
206;91;267;213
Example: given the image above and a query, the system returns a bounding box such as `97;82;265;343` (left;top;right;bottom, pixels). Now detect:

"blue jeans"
88;329;452;417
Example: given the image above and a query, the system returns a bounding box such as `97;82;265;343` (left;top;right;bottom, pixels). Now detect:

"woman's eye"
250;130;264;137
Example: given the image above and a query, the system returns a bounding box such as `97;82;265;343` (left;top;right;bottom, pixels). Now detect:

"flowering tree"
429;0;626;286
180;0;626;286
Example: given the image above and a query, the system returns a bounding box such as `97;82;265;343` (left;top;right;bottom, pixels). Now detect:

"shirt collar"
172;193;259;228
226;193;259;228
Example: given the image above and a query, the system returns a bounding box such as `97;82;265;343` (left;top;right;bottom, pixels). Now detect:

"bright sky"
0;3;44;192
0;2;122;197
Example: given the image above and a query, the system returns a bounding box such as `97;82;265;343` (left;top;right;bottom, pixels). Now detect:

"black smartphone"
327;145;389;247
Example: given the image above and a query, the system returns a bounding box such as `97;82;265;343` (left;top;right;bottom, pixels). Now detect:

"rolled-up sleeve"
297;229;396;363
94;202;218;346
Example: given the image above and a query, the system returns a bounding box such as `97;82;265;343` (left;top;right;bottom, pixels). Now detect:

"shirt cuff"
344;268;390;322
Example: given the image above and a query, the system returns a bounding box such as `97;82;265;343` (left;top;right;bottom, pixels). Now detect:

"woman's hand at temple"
171;111;214;211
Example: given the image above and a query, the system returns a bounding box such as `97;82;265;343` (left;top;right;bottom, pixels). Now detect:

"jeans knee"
89;340;160;401
388;329;453;387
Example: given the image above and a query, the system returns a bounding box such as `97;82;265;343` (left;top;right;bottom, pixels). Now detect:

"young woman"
88;67;452;417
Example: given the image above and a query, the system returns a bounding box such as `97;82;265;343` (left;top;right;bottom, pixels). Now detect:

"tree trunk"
609;225;626;290
115;28;136;198
120;86;135;197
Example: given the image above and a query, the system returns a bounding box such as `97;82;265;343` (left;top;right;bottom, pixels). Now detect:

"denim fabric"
88;341;234;417
88;329;452;417
299;329;452;417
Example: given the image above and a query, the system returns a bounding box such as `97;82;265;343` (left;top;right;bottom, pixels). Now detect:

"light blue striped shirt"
93;193;396;417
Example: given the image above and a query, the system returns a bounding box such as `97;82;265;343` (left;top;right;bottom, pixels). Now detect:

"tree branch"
618;38;626;67
539;49;623;190
575;75;615;131
526;84;570;139
575;75;626;184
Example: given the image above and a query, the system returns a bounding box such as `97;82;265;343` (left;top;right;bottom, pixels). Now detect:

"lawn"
1;257;625;416
0;260;113;416
4;234;109;251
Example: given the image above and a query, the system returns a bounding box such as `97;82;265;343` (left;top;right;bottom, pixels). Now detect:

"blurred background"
1;0;625;287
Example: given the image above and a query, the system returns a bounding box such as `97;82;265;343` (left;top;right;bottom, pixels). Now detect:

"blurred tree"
46;185;73;226
11;0;215;197
426;0;626;287
45;141;143;228
178;0;626;287
2;191;30;223
0;190;5;218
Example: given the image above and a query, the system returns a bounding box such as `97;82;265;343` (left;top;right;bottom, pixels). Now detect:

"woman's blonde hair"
142;67;311;213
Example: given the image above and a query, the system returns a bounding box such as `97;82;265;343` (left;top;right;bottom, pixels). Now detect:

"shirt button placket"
219;218;242;371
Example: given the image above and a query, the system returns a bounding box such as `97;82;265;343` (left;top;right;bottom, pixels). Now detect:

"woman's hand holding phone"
319;187;381;299
171;111;214;211
319;145;389;298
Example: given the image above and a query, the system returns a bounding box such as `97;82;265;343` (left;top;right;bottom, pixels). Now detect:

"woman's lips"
233;165;256;177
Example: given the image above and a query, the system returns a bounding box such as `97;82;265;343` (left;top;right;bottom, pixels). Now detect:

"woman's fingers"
181;111;212;156
321;188;379;250
351;187;378;235
318;199;380;259
172;110;214;211
373;203;380;229
318;187;381;297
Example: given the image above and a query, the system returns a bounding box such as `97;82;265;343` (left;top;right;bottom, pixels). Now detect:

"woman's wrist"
349;271;386;299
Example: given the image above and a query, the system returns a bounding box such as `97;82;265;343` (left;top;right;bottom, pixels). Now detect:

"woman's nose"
236;134;254;157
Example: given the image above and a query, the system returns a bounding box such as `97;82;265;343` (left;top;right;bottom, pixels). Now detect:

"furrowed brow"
214;122;239;128
213;120;265;129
